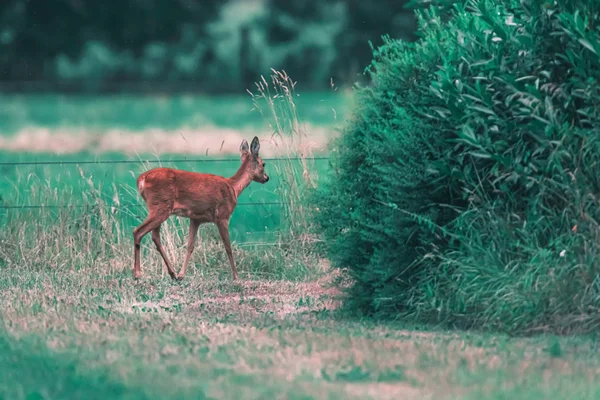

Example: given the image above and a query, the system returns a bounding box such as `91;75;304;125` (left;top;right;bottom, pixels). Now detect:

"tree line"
0;0;419;92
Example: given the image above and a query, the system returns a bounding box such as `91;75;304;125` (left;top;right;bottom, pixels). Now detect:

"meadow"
1;76;599;399
0;84;348;242
2;267;600;400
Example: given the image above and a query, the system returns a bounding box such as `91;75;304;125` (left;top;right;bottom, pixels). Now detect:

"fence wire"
1;155;328;210
0;156;321;248
0;156;330;167
0;202;283;210
1;154;317;249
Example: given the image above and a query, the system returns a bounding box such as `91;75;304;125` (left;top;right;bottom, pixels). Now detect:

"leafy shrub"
316;0;600;334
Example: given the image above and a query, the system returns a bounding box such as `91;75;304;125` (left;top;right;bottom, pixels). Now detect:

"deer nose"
264;175;269;183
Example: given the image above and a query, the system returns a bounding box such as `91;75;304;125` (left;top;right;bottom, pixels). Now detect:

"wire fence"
0;155;327;247
0;156;330;167
0;155;328;211
0;202;283;210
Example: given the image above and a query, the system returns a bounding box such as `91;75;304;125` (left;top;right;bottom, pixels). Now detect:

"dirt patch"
114;276;344;319
344;382;431;400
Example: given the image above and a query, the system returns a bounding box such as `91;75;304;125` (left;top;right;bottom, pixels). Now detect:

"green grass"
0;151;330;243
0;86;341;242
1;266;599;400
0;91;349;134
0;150;327;282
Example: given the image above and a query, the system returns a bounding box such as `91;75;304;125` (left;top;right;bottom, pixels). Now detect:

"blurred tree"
261;0;347;86
0;0;421;91
0;0;226;83
332;0;417;83
263;0;417;86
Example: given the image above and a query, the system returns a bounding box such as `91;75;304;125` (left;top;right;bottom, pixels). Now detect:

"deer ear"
240;139;249;155
250;136;260;157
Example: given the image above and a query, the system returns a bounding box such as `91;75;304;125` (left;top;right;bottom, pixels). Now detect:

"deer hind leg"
151;226;178;280
132;211;170;279
177;219;201;280
216;219;238;280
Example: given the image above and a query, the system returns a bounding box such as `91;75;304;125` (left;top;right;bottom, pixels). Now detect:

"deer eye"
262;163;266;167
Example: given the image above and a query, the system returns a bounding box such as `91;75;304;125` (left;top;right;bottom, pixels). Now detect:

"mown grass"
1;266;599;400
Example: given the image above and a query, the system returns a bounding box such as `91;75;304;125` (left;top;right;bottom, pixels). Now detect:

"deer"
132;136;269;281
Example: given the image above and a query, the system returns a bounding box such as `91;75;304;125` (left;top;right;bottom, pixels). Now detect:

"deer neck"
228;158;254;198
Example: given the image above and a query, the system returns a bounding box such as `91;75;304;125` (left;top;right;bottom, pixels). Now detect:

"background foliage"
0;0;418;91
315;0;600;334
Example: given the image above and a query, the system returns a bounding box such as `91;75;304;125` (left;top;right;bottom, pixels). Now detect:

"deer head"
240;136;269;183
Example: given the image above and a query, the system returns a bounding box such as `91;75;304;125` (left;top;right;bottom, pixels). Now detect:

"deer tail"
136;174;147;198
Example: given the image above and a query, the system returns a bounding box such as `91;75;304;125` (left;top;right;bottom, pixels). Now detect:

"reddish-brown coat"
137;168;238;222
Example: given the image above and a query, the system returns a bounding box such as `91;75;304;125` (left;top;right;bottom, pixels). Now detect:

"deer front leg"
177;219;201;280
216;219;238;280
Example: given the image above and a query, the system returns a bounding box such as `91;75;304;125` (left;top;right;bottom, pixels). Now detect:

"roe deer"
132;136;269;280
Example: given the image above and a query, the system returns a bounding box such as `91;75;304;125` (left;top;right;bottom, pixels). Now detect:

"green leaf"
469;105;496;116
469;151;492;159
578;38;598;55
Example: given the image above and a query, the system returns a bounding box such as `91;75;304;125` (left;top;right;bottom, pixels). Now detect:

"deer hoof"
133;272;143;280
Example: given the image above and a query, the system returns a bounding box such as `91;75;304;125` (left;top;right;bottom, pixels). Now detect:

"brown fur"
132;136;269;280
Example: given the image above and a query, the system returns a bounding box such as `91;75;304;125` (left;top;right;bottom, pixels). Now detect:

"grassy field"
0;87;344;242
0;91;350;155
0;91;348;133
0;153;330;242
1;265;599;400
2;84;599;399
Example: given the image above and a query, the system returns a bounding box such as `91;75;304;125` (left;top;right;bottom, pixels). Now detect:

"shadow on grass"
0;329;159;400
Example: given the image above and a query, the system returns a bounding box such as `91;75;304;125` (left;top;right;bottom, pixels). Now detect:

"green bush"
316;0;600;334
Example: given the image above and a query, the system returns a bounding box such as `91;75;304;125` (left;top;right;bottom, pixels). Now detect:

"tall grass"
0;72;330;281
248;69;323;247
